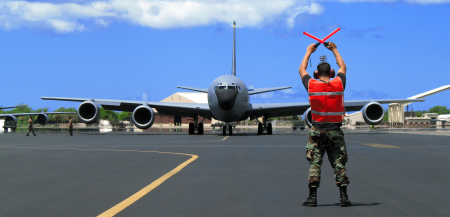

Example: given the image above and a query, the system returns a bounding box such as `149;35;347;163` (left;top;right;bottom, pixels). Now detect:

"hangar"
155;92;212;126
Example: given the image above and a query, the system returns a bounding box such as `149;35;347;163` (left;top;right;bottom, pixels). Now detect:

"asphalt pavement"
0;129;448;217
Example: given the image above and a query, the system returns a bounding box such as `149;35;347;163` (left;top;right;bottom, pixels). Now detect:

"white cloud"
0;0;448;33
0;0;324;33
286;2;324;29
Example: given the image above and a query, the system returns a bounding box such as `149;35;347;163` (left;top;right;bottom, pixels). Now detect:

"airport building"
156;92;212;126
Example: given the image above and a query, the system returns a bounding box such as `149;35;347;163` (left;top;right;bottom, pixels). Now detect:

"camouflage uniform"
27;121;35;136
68;120;73;136
306;127;349;188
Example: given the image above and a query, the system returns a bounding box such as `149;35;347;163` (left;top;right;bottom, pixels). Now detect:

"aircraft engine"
362;102;384;125
132;105;155;129
78;101;100;124
37;114;49;125
304;107;313;129
4;116;17;125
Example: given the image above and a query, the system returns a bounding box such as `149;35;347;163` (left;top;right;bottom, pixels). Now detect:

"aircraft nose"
215;89;239;110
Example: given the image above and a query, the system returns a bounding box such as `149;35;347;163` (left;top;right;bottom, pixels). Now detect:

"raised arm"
299;44;317;79
325;42;346;75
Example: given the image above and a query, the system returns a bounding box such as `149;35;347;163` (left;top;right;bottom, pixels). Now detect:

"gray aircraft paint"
208;75;249;122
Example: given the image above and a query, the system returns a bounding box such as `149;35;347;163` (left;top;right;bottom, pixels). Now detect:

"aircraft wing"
248;86;292;95
41;97;212;118
0;106;24;110
0;112;76;117
245;98;425;118
177;86;208;93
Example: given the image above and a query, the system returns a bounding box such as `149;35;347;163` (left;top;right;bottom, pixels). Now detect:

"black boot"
26;134;29;136
302;187;317;206
339;186;351;207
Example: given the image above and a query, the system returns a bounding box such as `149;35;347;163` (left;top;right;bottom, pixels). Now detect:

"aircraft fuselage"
208;75;249;122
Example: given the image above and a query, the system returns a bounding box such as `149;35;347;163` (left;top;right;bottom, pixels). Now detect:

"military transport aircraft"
41;22;424;136
0;106;75;132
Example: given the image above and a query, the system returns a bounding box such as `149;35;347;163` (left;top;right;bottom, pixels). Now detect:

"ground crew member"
26;116;36;136
68;116;73;136
298;42;351;207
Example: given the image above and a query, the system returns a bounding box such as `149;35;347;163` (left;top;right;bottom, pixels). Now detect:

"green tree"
292;115;299;120
99;107;119;120
428;106;450;115
118;111;132;121
383;110;389;121
415;111;423;117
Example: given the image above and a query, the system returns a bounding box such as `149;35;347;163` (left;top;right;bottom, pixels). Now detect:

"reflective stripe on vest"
308;92;344;96
308;77;345;123
311;110;346;116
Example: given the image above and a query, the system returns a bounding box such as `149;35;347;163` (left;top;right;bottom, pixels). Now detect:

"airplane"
41;22;424;136
0;106;75;132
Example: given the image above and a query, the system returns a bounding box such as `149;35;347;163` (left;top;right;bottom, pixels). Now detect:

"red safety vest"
308;77;345;123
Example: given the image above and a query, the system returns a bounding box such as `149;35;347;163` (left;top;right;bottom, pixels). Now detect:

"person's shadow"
318;202;381;207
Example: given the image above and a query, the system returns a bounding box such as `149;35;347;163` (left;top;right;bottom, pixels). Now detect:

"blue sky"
0;0;449;112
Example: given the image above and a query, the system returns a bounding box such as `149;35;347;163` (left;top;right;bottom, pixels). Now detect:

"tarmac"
0;128;449;217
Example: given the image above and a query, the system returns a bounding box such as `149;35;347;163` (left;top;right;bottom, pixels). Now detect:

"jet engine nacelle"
37;114;49;125
78;101;100;124
304;107;313;129
132;105;155;129
362;102;384;125
4;116;17;124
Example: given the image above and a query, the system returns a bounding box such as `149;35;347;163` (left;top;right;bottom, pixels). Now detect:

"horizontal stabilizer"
249;86;292;95
0;105;24;110
177;86;208;93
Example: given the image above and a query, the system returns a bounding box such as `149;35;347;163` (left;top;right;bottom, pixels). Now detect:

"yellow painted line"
222;136;230;141
360;143;400;148
0;147;198;217
286;131;292;132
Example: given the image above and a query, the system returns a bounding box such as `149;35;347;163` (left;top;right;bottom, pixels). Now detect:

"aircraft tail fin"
231;21;236;76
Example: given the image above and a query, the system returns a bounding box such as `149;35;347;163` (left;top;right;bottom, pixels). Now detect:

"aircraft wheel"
257;123;263;135
222;126;226;136
198;123;204;135
267;123;272;135
188;123;195;134
228;124;233;136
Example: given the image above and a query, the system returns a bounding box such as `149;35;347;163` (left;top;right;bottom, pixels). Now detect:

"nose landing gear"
222;123;234;136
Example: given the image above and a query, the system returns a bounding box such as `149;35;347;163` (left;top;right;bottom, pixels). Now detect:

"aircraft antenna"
232;21;236;76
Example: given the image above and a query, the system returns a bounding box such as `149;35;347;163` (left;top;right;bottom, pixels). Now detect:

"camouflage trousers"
306;127;350;188
68;126;73;136
27;126;35;135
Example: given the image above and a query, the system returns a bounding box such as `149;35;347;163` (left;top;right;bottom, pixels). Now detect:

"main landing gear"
256;114;272;135
188;115;205;135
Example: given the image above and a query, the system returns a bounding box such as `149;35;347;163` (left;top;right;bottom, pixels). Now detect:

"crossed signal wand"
303;28;341;48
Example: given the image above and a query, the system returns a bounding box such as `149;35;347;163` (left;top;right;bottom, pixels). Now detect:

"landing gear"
255;114;273;135
257;123;263;135
222;125;227;136
228;124;233;136
198;123;204;135
189;115;206;135
189;123;195;134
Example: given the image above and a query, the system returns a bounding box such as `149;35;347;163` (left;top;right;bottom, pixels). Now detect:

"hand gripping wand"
303;28;341;48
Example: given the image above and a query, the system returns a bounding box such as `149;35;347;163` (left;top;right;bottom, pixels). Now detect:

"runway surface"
0;129;449;217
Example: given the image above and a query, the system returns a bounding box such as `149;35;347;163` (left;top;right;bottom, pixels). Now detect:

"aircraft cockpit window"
218;86;227;90
227;86;236;90
237;86;241;91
